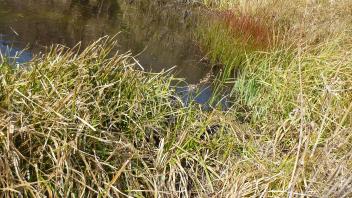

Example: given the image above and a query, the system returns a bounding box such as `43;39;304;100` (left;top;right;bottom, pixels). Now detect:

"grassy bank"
0;38;248;197
1;0;352;197
196;0;352;197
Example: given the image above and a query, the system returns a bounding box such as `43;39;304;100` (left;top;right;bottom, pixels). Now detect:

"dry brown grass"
196;0;352;197
1;0;352;197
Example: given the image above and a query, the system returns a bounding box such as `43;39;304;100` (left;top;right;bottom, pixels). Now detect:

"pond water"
0;0;212;82
0;0;229;109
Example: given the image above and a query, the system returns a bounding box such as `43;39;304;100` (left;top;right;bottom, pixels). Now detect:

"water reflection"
0;34;32;63
0;0;230;109
0;0;210;83
176;85;230;111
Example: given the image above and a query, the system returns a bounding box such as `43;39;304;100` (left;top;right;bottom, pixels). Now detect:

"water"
0;0;229;109
0;34;32;63
0;0;212;82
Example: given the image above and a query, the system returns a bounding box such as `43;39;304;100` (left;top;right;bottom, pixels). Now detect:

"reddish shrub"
217;10;272;49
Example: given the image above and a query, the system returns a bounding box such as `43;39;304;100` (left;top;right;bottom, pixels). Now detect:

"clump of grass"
0;37;249;197
220;10;271;49
197;20;245;80
1;32;352;197
229;35;352;197
194;0;352;197
1;1;352;198
195;8;273;94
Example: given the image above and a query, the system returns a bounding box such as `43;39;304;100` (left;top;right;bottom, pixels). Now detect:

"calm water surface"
0;0;211;84
0;0;229;109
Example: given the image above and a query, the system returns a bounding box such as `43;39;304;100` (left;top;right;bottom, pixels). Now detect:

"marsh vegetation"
1;0;352;197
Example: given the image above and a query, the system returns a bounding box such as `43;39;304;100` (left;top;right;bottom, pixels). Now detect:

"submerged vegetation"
1;0;352;197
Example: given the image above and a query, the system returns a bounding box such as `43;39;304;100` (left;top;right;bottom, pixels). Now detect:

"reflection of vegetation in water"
67;0;121;21
0;0;208;83
120;1;201;66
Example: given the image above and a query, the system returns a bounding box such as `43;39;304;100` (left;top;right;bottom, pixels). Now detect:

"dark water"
0;0;229;109
0;0;212;83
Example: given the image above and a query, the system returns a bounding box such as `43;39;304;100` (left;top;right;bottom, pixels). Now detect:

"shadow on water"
0;0;230;110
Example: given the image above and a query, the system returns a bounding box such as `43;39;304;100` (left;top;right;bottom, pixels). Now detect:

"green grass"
194;0;352;197
1;0;352;197
0;37;249;197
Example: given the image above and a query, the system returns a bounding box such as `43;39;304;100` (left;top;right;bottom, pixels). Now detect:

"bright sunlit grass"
1;0;352;197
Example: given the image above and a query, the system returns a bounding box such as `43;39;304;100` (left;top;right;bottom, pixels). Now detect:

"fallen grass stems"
1;0;352;195
0;37;250;197
194;0;352;197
